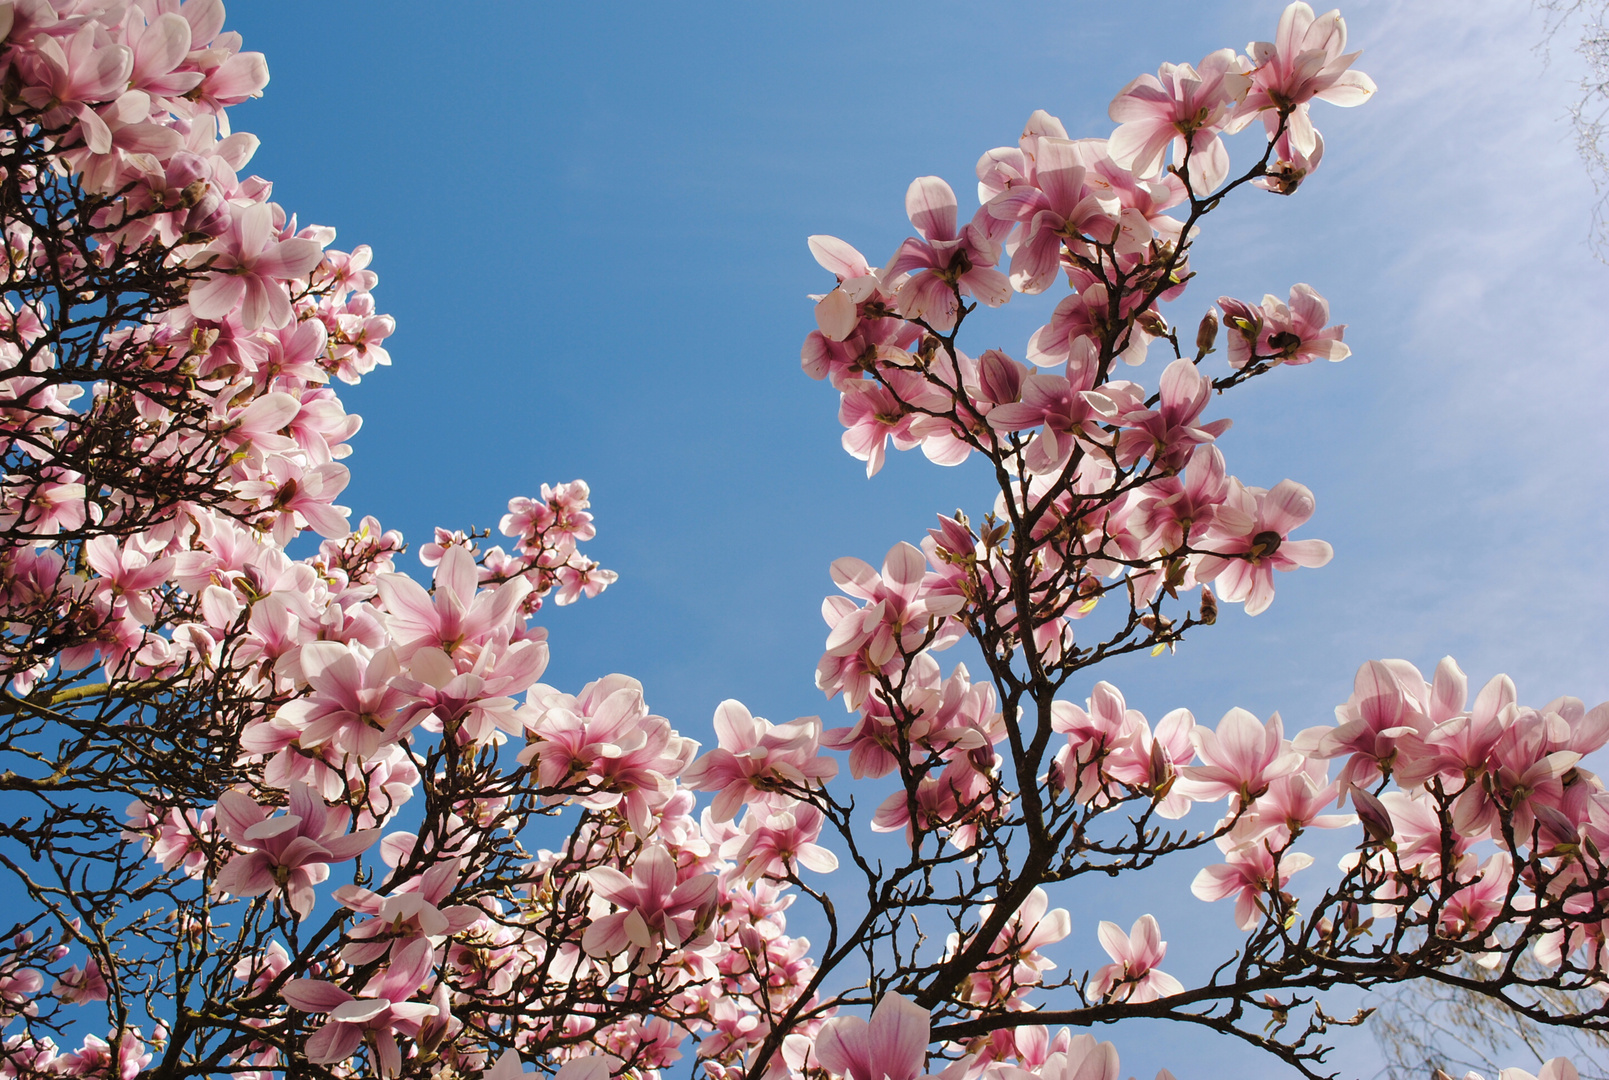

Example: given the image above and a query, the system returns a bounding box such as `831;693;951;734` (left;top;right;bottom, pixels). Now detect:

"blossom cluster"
4;4;1607;1080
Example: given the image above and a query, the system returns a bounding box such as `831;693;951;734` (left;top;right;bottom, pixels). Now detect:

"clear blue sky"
225;3;1609;1076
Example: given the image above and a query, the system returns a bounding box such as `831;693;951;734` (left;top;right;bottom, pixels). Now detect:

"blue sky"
225;2;1609;1077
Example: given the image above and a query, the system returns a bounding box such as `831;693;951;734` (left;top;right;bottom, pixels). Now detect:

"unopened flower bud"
1199;586;1217;625
1533;803;1580;851
1350;786;1396;850
1196;309;1219;356
1136;309;1169;337
978;348;1025;405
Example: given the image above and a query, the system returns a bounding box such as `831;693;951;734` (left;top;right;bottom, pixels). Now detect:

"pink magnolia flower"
519;674;695;835
1502;1061;1583;1080
814;993;931;1080
1439;853;1515;939
1239;3;1376;158
582;844;719;966
332;858;481;965
1108;50;1253;194
81;535;173;626
1294;659;1434;791
987;362;1116;476
188;202;326;331
1183;707;1303;803
818;542;965;706
54;1030;152;1080
984;137;1120;294
837;373;923;477
1114;358;1232;470
1039;1035;1120;1080
683;700;838;822
1192;827;1314;930
213;783;378;918
376;545;532;661
1193;478;1332;616
52;959;109;1005
230;456;352;544
1247;758;1355;838
947;886;1070;1006
870;760;998;850
1026;282;1151;369
124;11;205;97
124;801;214;878
1105;706;1198;819
1255;125;1325;194
1218;285;1348;370
1135;443;1230;557
15;25;133;154
265;642;417;760
976;108;1071;206
332;298;396;382
721;802;840;883
281;937;438;1076
884;177;1011;333
1051;680;1146;801
1454;707;1583;840
1090;914;1183;1003
394;637;548;747
0;472;88;537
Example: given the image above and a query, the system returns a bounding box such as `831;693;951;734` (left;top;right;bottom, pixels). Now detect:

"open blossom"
808;235;883;341
683;700;838;822
333;857;481;965
1115;357;1232;470
987;358;1116;475
837;375;922;478
188;202;326;331
1294;659;1433;790
984;137;1121;294
1218;284;1348;370
818;542;965;707
884;176;1011;333
376;545;532;661
1192;823;1315;930
721;803;840;883
1183;707;1302;803
519;673;696;835
1108;49;1253;193
582;844;719;965
947;887;1071;1006
281;937;438;1077
213;783;378;918
52;959;109;1005
1501;1058;1583;1080
1090;915;1183;1003
1193;478;1332;615
1238;2;1376;157
260;642;418;760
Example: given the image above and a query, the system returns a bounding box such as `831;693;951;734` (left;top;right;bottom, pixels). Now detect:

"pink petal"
868;993;930;1080
305;1019;363;1064
1096;920;1129;964
282;979;354;1013
905;176;957;241
808;235;869;279
187;272;246;321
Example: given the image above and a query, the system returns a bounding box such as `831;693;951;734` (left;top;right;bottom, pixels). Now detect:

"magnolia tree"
0;4;1605;1080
